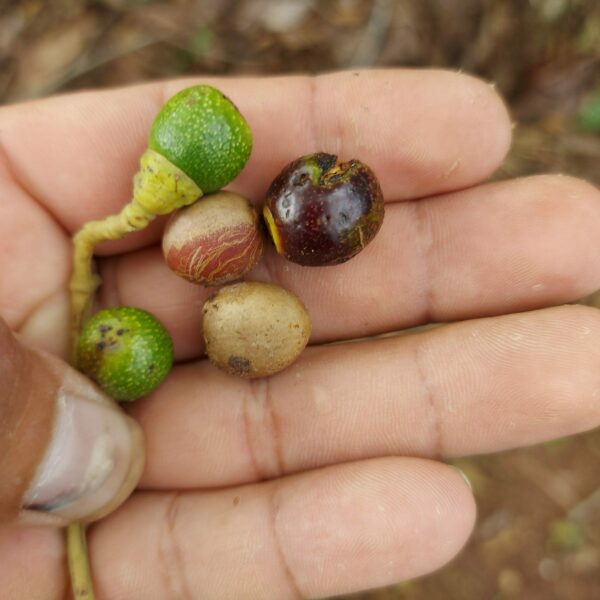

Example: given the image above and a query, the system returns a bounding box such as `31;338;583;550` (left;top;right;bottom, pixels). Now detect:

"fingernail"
20;369;144;525
450;465;473;492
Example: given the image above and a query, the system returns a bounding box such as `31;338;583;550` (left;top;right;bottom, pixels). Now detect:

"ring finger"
130;304;600;489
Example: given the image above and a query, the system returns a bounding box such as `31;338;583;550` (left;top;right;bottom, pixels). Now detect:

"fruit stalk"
69;149;202;360
67;150;200;600
66;84;252;600
69;201;154;359
68;202;154;600
66;523;95;600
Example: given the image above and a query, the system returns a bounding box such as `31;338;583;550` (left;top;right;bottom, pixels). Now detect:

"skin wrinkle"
267;484;305;600
264;376;285;478
157;492;194;600
245;377;285;481
441;158;461;180
412;334;445;459
413;199;436;325
241;387;263;482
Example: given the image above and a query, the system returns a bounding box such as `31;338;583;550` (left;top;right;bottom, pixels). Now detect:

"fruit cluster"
74;84;385;401
67;83;385;600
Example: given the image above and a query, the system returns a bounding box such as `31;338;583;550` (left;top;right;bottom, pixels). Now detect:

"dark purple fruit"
262;153;384;266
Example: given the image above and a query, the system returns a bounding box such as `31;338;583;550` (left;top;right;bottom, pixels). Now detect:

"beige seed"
202;281;311;378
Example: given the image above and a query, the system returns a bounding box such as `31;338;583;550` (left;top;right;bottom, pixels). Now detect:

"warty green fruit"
149;84;253;194
77;307;174;402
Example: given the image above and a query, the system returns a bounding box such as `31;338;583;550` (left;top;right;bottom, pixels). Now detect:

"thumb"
0;318;144;526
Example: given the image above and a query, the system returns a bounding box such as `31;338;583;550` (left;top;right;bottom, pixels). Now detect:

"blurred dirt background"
1;1;599;599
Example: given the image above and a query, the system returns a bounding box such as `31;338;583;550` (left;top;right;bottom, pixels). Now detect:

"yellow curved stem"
67;523;95;600
69;149;202;361
66;149;202;599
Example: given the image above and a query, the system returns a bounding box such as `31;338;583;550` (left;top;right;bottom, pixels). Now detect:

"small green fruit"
149;85;253;194
77;307;174;402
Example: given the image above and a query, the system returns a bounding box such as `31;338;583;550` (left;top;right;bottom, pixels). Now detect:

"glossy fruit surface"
149;85;252;193
77;307;173;402
263;153;384;266
162;191;263;286
202;282;311;378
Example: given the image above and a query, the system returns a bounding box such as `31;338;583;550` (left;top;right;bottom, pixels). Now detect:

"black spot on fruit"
228;355;251;376
77;306;174;402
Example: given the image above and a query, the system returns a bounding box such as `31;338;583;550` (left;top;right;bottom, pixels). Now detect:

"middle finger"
100;174;600;360
130;304;600;489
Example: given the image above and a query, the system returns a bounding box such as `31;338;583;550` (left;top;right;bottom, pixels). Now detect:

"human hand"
1;70;600;599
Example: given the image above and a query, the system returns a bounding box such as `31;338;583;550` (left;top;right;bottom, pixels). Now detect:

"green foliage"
577;90;600;133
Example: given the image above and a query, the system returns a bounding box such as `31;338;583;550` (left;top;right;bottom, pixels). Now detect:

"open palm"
2;69;600;599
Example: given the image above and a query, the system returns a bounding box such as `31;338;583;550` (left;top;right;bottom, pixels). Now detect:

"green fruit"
149;85;253;193
77;307;174;402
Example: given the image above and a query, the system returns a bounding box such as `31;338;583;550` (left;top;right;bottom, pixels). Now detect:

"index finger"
0;69;511;246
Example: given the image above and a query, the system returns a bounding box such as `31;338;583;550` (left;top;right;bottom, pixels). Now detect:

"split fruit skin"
162;191;264;286
263;152;385;266
202;281;311;379
77;307;174;402
149;85;253;193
